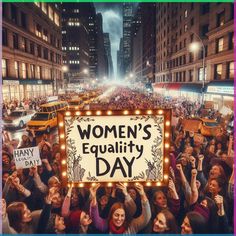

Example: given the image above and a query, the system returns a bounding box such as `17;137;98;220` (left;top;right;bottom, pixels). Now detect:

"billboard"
58;109;171;187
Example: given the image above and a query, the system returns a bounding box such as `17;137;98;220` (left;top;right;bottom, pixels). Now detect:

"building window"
30;41;34;55
189;52;193;63
184;10;188;18
2;59;7;77
54;12;60;26
35;24;42;37
3;28;7;46
214;64;222;80
190;18;194;26
200;3;209;15
217;11;225;27
227;62;234;79
15;61;20;78
200;24;209;37
37;45;41;57
229;32;234;50
34;2;40;7
43;48;48;60
43;29;48;41
36;66;41;79
216;37;224;53
198;68;206;81
189;70;193;82
184;24;188;32
22;63;27;79
48;6;54;21
41;2;47;14
13;33;19;49
190;33;194;42
21;12;27;29
30;65;35;78
21;37;27;52
11;4;18;24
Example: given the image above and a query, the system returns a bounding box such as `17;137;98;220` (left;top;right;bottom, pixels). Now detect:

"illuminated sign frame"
58;109;171;187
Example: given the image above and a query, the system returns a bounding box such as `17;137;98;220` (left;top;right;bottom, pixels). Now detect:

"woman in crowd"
90;183;151;234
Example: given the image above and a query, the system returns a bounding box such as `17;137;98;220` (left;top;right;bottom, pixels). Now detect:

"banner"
58;109;171;186
13;146;41;169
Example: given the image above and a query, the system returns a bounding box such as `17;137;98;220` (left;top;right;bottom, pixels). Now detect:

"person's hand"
89;183;100;199
12;177;20;187
168;178;176;193
169;166;175;180
42;158;49;165
191;169;197;178
116;182;128;196
198;154;204;162
176;164;183;172
45;187;58;204
1;199;7;217
214;195;224;209
189;156;196;167
229;135;233;142
135;183;145;196
66;184;73;198
29;166;38;176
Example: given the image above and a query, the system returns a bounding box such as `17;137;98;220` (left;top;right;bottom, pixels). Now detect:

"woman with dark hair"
90;183;151;234
181;211;207;234
152;209;178;234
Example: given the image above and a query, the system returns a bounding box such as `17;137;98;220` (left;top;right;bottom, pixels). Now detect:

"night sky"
95;3;123;78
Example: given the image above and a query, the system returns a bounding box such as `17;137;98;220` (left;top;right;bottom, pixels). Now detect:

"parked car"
3;110;35;129
182;117;221;137
26;111;57;133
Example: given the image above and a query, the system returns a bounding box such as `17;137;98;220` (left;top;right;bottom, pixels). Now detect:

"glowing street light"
129;73;134;78
62;65;68;72
83;68;89;74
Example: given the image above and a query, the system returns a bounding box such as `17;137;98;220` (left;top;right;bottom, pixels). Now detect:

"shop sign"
3;80;20;85
207;86;234;95
58;109;171;187
47;96;58;102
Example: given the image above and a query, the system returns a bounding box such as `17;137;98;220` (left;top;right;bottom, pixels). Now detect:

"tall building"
103;33;114;79
123;3;134;76
141;3;156;83
87;4;98;80
2;2;63;101
155;2;234;110
96;13;108;80
117;38;124;79
62;3;91;84
131;4;142;82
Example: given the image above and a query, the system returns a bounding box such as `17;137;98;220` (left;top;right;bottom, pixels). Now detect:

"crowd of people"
2;86;234;234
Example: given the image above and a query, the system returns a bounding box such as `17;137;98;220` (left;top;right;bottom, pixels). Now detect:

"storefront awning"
165;83;182;90
206;80;234;95
153;83;166;89
180;83;202;93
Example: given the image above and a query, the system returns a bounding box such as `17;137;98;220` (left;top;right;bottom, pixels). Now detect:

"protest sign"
13;146;41;169
58;109;171;187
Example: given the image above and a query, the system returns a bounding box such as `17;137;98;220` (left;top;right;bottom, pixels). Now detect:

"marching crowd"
2;86;234;234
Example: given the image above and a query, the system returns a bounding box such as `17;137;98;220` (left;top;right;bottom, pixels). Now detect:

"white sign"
3;80;20;85
13;146;41;169
207;86;234;95
65;114;165;182
47;96;58;102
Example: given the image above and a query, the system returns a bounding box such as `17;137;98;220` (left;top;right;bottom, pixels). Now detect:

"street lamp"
189;33;206;105
83;68;89;75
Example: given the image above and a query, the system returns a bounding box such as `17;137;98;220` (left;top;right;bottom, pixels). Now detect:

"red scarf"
109;219;126;234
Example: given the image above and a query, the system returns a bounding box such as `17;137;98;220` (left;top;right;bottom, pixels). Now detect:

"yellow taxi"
67;99;84;110
27;111;57;133
39;101;68;112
